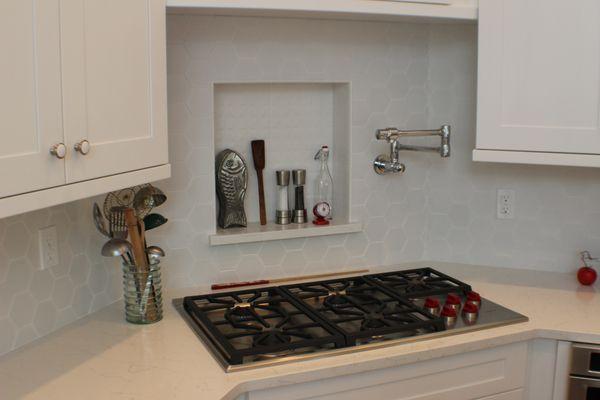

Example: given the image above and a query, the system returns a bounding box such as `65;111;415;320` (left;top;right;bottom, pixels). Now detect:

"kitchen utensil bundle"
108;206;128;239
146;246;166;263
94;184;168;324
102;185;144;219
100;238;134;264
93;203;110;237
133;185;167;219
143;213;168;231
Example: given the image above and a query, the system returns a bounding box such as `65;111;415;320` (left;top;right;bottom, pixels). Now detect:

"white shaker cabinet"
243;342;527;400
474;0;600;167
60;0;168;183
0;1;65;198
0;0;169;218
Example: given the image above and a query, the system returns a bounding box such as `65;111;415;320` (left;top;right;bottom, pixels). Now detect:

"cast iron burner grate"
183;287;345;365
367;267;472;298
281;276;445;346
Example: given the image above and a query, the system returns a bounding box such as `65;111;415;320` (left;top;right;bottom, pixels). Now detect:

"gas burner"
402;274;453;294
324;290;350;307
323;291;385;317
282;276;445;346
227;302;255;319
368;268;471;298
231;301;253;311
253;328;293;346
408;276;429;289
361;313;387;330
182;287;345;366
223;296;267;324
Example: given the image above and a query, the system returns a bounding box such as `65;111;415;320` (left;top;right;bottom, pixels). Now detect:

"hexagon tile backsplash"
0;199;122;356
1;15;600;357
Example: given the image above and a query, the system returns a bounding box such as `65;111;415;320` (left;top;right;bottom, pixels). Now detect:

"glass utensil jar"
122;260;163;324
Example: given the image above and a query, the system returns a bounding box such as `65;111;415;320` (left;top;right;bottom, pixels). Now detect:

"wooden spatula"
251;140;267;225
124;208;147;269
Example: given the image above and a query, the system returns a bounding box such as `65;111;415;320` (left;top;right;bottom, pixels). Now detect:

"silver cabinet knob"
74;139;90;155
49;143;67;159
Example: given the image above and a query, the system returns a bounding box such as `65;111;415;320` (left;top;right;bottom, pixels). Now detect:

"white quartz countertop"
1;261;599;400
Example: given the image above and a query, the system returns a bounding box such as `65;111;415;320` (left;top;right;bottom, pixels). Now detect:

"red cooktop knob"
441;305;457;317
424;297;440;308
467;291;481;302
446;293;461;305
462;302;479;314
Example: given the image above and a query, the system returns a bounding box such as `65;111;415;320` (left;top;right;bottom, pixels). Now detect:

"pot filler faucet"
373;125;451;175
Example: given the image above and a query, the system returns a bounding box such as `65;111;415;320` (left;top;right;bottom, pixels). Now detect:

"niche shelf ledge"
209;220;362;246
167;0;477;23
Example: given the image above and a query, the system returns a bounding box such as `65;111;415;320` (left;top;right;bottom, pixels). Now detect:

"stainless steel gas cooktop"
174;267;528;372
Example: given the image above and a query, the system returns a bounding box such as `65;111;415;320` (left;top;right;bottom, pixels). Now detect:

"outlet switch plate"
38;226;59;270
497;189;515;219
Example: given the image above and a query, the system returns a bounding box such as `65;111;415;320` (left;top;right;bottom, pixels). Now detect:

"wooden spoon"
124;208;147;269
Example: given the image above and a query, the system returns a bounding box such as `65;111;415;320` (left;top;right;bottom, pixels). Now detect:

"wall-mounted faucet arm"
373;125;451;175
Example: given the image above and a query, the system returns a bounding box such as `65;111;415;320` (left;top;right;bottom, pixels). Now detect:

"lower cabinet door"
247;342;527;400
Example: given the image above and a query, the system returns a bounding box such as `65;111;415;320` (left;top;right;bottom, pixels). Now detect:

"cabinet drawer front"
0;0;66;198
248;342;527;400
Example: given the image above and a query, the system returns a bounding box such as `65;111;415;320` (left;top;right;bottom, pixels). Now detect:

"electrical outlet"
496;189;515;219
38;226;59;270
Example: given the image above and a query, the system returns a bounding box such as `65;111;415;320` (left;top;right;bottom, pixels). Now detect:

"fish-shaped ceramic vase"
215;149;248;228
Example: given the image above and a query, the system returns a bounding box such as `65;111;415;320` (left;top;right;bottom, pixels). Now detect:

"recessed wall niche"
211;82;359;245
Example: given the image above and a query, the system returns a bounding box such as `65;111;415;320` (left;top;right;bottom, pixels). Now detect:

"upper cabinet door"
60;0;168;183
0;1;66;198
477;0;600;154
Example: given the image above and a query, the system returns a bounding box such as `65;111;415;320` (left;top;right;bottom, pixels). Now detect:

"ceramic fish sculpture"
215;149;248;228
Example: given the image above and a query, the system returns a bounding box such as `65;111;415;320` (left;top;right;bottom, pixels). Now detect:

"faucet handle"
375;128;400;142
440;125;451;157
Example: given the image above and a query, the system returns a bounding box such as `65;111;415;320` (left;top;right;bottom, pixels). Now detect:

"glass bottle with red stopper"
313;145;333;225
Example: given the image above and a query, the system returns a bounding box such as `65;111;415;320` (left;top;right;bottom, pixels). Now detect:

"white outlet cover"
496;189;515;220
38;226;59;270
